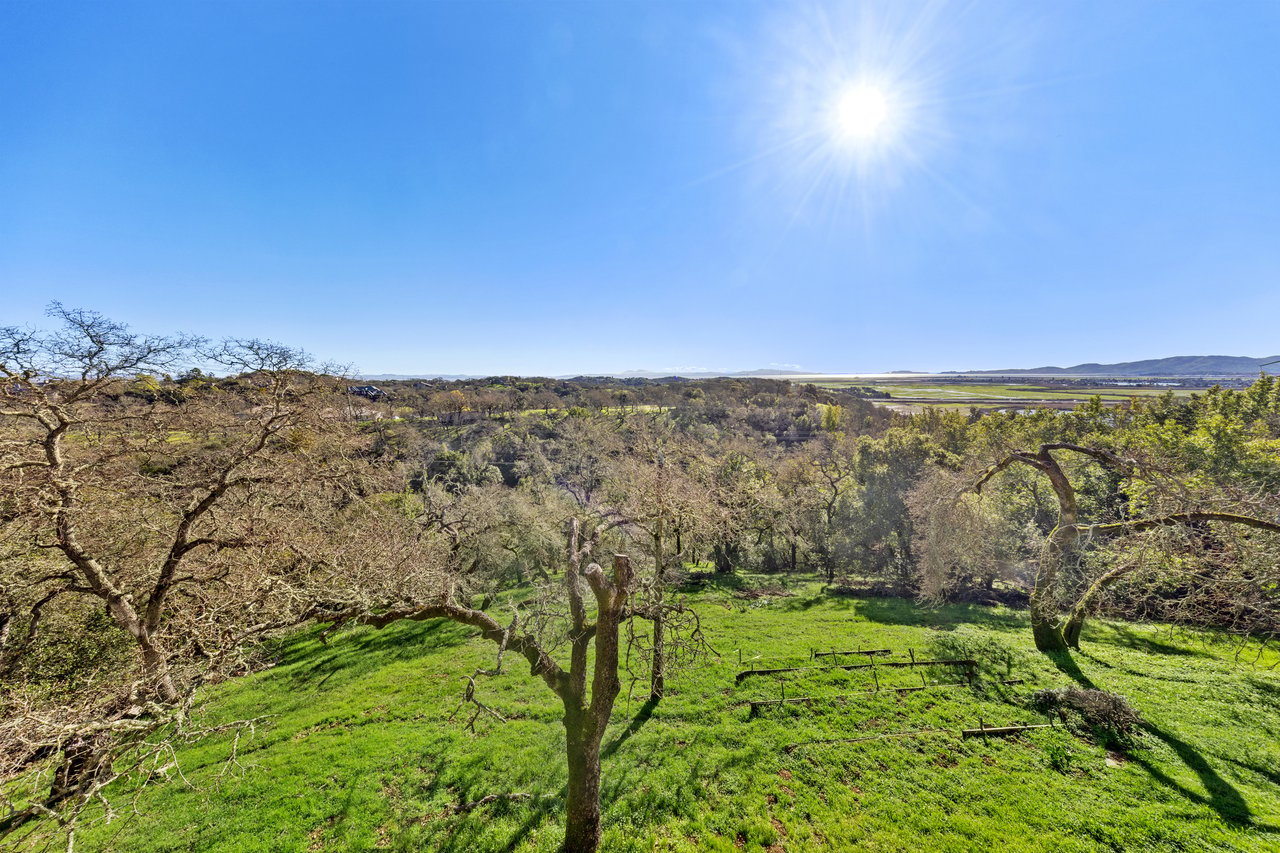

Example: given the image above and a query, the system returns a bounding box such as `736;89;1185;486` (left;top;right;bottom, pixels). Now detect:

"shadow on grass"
1075;650;1114;669
775;593;859;612
1245;674;1280;704
280;620;477;691
1087;622;1210;658
1077;654;1201;685
602;697;659;760
1127;724;1273;829
838;597;1029;633
401;754;565;853
496;791;565;853
1223;756;1280;788
411;698;671;852
679;571;751;593
1052;646;1192;693
1046;650;1277;832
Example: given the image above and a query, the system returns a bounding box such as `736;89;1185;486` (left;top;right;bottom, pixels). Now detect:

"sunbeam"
729;0;1048;230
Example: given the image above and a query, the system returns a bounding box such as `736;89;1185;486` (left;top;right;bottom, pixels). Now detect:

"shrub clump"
1032;687;1143;745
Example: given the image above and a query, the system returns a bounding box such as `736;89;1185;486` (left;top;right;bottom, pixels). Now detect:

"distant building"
347;384;387;400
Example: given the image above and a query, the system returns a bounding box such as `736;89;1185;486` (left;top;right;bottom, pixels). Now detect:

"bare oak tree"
0;307;358;831
603;426;713;701
970;443;1280;651
319;516;632;853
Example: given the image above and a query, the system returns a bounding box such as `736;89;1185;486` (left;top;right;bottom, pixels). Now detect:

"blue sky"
2;0;1278;375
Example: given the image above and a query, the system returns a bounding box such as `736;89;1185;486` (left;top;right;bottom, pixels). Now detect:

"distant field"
816;380;1196;408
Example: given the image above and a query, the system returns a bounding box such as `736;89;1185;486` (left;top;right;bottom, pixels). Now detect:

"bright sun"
831;83;891;144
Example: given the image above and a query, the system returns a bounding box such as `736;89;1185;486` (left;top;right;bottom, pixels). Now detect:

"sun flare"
831;82;892;145
742;2;961;217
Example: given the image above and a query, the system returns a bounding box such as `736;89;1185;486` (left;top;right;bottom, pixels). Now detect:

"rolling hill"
962;355;1280;377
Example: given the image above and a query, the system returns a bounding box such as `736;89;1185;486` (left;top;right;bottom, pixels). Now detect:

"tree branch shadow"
483;699;662;851
495;786;565;853
602;697;659;760
1045;650;1277;832
402;754;564;853
1125;724;1274;830
1044;650;1097;689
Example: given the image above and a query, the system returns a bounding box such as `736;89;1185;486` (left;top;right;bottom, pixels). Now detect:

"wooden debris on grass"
811;647;892;660
735;658;977;685
962;719;1055;738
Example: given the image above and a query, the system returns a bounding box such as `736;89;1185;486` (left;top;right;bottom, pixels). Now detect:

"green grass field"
65;582;1280;852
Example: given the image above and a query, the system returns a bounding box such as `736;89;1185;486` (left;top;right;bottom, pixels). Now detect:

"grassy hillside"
70;583;1280;852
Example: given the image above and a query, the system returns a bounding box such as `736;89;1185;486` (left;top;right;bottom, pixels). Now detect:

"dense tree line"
347;374;889;425
368;376;1280;642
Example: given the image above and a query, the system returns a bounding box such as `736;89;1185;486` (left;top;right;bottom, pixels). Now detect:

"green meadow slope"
67;584;1280;852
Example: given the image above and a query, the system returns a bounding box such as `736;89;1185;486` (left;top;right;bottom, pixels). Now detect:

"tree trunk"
1029;527;1075;652
1031;614;1068;652
1029;560;1069;652
1062;561;1140;648
562;713;604;853
559;549;630;853
650;525;666;701
1061;613;1085;650
712;542;733;574
894;527;915;595
650;607;666;701
350;531;634;853
975;444;1083;653
141;641;180;704
1023;453;1081;655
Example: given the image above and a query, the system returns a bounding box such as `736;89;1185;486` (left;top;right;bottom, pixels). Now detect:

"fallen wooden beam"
749;696;820;708
749;678;995;717
812;648;892;659
735;658;977;685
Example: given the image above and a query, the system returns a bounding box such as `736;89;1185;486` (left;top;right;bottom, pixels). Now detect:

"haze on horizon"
3;1;1278;376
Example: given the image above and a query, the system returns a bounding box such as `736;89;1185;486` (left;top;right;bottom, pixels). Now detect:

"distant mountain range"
357;357;1279;382
958;355;1280;377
